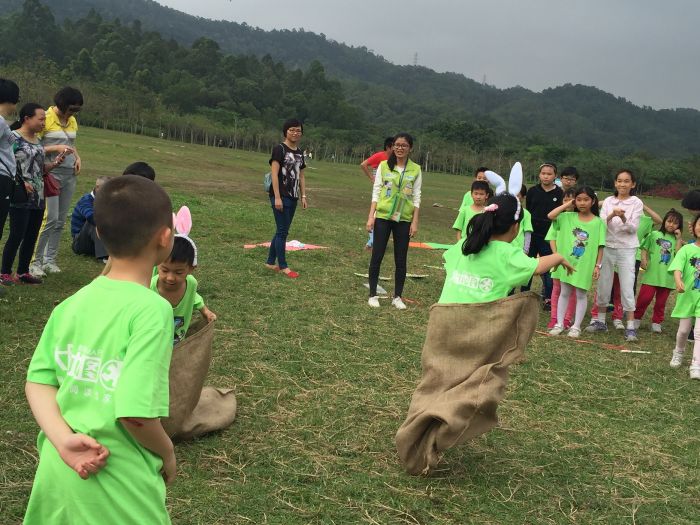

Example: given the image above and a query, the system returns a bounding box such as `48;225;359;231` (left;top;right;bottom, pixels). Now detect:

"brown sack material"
174;387;237;442
162;320;215;437
395;291;540;476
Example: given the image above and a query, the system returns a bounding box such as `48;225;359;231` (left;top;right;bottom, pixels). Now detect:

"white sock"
627;319;635;330
597;311;606;323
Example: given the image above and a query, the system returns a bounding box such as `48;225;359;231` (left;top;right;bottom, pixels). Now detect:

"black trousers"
368;218;410;298
1;207;44;274
72;222;108;259
0;176;12;243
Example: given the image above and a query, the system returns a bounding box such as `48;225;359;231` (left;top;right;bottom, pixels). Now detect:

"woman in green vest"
366;133;422;310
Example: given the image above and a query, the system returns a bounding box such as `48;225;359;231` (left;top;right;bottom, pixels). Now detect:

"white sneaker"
549;325;564;336
392;297;407;310
670;350;684;368
368;296;380;308
690;365;700;380
651;323;662;333
567;327;581;338
613;319;625;330
43;262;61;274
28;263;46;278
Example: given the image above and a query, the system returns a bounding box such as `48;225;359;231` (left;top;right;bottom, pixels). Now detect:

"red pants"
590;273;623;320
634;284;671;324
550;279;576;328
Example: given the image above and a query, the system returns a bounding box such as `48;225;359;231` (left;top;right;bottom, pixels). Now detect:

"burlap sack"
174;387;237;441
395;291;540;475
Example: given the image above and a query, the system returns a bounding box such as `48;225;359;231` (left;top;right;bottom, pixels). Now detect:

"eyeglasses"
393;144;410;149
287;128;302;134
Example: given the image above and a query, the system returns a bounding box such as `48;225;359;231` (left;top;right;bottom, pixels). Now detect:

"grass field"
1;127;698;524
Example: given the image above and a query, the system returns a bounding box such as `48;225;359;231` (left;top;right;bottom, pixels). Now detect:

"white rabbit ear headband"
484;162;524;220
173;206;198;266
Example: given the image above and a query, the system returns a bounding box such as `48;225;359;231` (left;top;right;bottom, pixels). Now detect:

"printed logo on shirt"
450;271;494;293
174;316;185;345
54;344;123;392
656;238;673;264
690;257;700;290
571;228;590;259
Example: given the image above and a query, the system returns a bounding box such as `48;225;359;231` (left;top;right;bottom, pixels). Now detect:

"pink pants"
550;279;576;328
634;284;671;324
591;273;623;320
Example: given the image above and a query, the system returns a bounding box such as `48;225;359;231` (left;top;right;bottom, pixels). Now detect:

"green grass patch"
1;128;698;524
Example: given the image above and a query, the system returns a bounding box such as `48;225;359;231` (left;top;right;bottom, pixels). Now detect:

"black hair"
613;169;636;197
53;86;84;112
573;186;600;216
660;208;683;233
383;137;394;149
282;118;303;136
692;214;700;239
561;166;579;179
474;166;489;177
563;188;577;200
94;175;172;258
518;184;527;198
387;132;414;171
166;236;196;266
0;78;19;105
462;193;522;256
539;162;558;175
123;161;156;181
470;180;490;194
681;190;700;212
10;103;43;131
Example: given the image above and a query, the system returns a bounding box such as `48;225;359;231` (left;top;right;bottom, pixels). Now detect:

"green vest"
375;159;421;222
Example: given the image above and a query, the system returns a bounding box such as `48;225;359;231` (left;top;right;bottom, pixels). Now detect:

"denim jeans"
267;196;298;270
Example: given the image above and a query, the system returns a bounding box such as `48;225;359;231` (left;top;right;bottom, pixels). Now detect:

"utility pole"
413;52;418;67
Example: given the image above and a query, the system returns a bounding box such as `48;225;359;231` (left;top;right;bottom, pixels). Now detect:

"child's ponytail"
462;193;522;256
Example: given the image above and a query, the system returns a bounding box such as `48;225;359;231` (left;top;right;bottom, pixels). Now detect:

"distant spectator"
32;86;84;276
71;176;111;262
360;137;394;249
123;161;156;181
559;166;579;192
0;78;20;258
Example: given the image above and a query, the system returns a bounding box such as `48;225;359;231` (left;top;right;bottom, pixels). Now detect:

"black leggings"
368;218;410;298
1;207;44;274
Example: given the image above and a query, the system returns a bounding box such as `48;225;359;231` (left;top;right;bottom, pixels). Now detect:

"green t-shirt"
439;240;538;303
513;209;533;251
668;243;700;318
551;212;606;290
24;277;173;525
641;230;677;289
452;205;483;238
459;191;473;209
636;215;653;260
150;274;204;345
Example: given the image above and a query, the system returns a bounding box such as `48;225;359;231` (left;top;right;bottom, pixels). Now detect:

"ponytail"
462;193;521;256
11;102;43;131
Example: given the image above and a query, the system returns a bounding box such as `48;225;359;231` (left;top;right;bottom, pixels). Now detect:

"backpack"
263;143;285;192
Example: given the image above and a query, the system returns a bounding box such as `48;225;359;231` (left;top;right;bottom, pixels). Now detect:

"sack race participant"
396;163;574;475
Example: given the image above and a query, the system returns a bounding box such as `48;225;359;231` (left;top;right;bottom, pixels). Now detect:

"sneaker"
670;350;684;368
28;263;46;277
625;328;638;342
368;296;380;308
43;263;61;274
613;319;625;330
17;273;43;285
549;325;564;336
546;319;557;329
651;323;662;333
690;365;700;380
0;273;17;286
568;327;581;338
392;297;407;310
585;321;608;333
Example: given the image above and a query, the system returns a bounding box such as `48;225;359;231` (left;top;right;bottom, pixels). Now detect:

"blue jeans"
522;234;553;300
267;196;298;270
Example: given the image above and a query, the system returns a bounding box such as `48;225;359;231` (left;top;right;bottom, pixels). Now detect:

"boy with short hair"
559;166;579;192
24;175;177;524
123;161;156;181
70;176;112;262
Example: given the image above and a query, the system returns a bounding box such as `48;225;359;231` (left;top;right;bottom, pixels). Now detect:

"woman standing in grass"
366;133;421;310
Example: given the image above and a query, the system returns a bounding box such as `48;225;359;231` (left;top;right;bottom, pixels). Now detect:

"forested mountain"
1;0;699;159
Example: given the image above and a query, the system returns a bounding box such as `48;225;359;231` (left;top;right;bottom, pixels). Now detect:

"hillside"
1;0;699;157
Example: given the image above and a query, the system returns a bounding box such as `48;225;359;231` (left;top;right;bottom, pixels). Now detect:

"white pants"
596;247;636;313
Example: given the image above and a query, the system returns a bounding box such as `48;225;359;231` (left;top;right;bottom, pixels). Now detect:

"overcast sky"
157;0;700;110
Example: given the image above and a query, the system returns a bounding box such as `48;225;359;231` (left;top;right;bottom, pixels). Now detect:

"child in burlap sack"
396;165;574;475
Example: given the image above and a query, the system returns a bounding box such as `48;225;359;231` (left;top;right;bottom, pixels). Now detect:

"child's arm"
594;246;604;279
120;418;176;484
25;382;110;479
547;200;574;221
523;231;532;254
674;270;685;293
549;240;557;253
643;203;662;225
674;228;684;251
200;305;217;323
640;248;649;270
535;253;575;276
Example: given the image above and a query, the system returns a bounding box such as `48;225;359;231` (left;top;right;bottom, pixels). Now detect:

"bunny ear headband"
173;206;198;266
484;162;524;220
